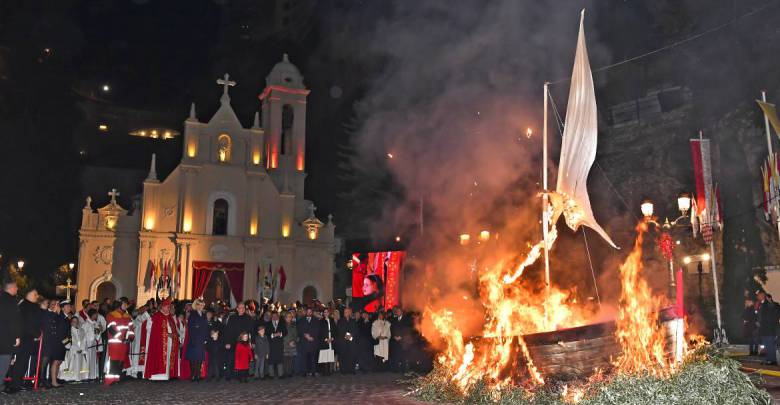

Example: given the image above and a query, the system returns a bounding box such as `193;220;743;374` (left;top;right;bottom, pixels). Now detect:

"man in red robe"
143;299;180;380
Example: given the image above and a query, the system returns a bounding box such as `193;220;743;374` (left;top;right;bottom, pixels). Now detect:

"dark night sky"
0;0;777;290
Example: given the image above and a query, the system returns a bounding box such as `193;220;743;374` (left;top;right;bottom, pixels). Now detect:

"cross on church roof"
307;203;317;218
108;188;120;204
216;73;236;103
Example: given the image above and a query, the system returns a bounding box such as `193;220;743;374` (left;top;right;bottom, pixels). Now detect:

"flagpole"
542;82;551;301
763;91;773;156
701;129;726;343
710;238;725;343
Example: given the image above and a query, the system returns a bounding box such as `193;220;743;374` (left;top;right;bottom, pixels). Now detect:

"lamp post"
17;260;24;271
640;192;692;294
641;192;726;344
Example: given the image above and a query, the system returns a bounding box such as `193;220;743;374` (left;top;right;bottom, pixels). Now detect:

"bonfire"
411;10;770;405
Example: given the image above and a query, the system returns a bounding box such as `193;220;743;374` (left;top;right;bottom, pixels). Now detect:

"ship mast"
542;82;551;301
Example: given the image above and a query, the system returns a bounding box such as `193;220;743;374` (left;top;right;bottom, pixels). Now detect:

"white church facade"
75;55;338;306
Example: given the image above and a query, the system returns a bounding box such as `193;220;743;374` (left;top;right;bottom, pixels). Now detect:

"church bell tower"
260;54;310;190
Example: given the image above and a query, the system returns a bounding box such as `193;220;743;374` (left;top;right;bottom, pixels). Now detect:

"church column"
267;98;282;169
180;167;196;233
184;242;193;299
243;244;260;301
293;100;307;172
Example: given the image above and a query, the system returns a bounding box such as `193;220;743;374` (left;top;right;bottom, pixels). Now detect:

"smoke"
324;1;622;338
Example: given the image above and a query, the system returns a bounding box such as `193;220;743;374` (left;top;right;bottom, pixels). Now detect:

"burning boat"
426;10;684;393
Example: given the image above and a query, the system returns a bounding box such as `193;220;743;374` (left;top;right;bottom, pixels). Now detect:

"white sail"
552;10;618;249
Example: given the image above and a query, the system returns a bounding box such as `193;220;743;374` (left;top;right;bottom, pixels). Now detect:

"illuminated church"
75;54;337;306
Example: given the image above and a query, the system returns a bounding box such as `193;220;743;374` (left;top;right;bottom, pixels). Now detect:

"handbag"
318;349;335;363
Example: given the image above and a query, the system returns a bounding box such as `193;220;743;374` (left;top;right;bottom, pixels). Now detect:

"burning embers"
425;220;688;395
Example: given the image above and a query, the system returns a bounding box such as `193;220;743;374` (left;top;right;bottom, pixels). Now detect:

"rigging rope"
548;0;780;85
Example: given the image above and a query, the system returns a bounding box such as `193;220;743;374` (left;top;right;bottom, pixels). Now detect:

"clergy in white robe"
59;318;88;381
127;309;151;377
82;313;102;380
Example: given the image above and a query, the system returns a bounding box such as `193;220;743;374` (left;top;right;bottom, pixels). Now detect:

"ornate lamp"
677;192;691;216
640;199;654;218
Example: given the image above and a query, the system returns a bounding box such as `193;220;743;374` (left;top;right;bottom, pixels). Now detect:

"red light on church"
268;144;278;169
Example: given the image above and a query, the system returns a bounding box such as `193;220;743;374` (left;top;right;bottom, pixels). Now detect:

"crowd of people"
0;276;433;395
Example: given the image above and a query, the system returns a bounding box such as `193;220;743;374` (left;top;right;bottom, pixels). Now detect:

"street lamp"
642;192;726;344
641;199;654;218
68;262;75;270
677;192;691;216
17;260;24;270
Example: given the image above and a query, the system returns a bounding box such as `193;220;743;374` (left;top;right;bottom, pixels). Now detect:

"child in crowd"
254;325;270;380
206;329;223;381
234;332;253;383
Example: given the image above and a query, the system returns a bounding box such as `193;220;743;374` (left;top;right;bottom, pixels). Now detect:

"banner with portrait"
351;251;405;313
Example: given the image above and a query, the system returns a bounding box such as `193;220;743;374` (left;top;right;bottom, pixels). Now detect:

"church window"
217;134;232;163
281;105;294;155
212;198;229;235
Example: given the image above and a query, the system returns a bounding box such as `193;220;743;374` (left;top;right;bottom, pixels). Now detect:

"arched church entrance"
96;281;116;303
203;271;232;307
302;285;318;306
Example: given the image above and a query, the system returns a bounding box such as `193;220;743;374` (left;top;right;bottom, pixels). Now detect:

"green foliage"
411;347;771;405
7;264;30;293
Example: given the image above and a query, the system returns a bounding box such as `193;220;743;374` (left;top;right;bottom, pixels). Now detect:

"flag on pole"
551;10;618;249
762;153;780;226
271;266;280;301
757;99;780;137
144;259;154;291
256;264;262;297
174;261;181;297
278;266;287;290
690;138;714;236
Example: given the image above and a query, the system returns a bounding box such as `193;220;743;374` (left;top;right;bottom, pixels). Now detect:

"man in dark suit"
10;289;43;391
758;291;779;365
0;276;21;394
390;306;410;372
335;307;359;374
265;312;287;378
296;307;321;376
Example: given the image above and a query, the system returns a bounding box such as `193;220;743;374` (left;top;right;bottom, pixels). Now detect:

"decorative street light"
642;191;726;344
17;260;24;270
640;193;693;294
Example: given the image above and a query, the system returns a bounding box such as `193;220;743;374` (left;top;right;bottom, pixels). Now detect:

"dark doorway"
96;281;116;303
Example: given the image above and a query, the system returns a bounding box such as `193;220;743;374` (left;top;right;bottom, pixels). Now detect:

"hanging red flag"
144;259;154;291
278;266;287;290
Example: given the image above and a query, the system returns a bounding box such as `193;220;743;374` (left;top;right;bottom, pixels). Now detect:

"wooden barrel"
523;321;619;380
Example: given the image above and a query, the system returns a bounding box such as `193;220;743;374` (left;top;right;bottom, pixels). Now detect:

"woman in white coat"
371;311;391;370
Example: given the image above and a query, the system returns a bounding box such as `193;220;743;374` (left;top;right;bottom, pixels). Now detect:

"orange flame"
426;219;694;396
613;221;672;376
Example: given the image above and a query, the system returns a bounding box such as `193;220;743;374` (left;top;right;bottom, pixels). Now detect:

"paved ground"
0;373;426;405
734;354;780;404
4;363;778;404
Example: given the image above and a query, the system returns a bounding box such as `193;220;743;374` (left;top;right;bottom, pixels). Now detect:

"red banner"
690;139;707;218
